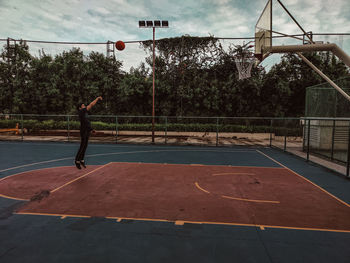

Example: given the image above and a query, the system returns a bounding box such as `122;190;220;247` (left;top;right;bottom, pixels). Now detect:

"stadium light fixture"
138;20;168;28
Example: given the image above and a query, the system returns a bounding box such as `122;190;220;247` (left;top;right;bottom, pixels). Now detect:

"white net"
234;54;256;80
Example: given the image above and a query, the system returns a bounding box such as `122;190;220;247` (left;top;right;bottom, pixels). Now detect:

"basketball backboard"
253;0;350;102
255;0;272;62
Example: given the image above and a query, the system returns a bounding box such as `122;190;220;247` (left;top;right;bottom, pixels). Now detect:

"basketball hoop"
234;51;256;80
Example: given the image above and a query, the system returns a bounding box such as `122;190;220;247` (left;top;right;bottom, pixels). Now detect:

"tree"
139;35;267;117
0;41;32;113
264;52;349;117
1;36;348;117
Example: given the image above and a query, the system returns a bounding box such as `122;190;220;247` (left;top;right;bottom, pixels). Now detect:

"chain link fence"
1;114;349;176
305;77;350;118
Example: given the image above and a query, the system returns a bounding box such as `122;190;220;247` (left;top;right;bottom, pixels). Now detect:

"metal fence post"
67;115;70;142
346;120;350;177
115;116;118;144
284;119;287;152
331;119;335;161
165;116;167;144
302;118;306;150
307;119;311;162
216;117;219;146
269;119;273;147
21;114;24;141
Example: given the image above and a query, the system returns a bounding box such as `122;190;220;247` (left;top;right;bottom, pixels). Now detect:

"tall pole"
139;20;169;143
152;26;155;143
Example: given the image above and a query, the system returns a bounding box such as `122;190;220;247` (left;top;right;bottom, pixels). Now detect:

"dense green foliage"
0;37;348;117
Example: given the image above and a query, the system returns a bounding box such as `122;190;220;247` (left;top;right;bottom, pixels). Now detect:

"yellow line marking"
15;211;91;218
212;173;255;176
159;163;285;169
260;226;265;230
222;195;280;204
14;212;350;233
256;150;350;208
0;172;25;183
0;193;29;201
175;220;185;225
106;216;171;223
253;224;350;233
61;216;66;219
195;182;279;204
190;164;204;166
0;165;77;183
50;163;111;194
195;182;210;194
116;218;122;222
0;165;97;201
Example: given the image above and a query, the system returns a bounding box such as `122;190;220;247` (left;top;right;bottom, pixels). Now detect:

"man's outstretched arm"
87;96;103;111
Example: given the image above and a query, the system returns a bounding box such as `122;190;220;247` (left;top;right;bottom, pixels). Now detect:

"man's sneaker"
75;161;81;170
80;160;86;168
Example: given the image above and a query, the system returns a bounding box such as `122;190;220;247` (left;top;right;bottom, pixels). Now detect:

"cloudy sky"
1;0;350;71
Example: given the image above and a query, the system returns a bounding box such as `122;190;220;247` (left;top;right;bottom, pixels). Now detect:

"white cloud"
40;12;62;22
216;0;230;4
1;0;349;72
95;7;111;15
274;0;349;33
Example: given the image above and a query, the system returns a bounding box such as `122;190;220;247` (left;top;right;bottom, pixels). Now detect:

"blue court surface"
0;141;350;263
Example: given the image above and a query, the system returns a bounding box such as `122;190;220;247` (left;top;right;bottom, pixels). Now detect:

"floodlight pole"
139;20;168;143
152;26;155;143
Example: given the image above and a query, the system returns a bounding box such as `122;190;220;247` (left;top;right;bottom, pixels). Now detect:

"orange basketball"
115;41;125;51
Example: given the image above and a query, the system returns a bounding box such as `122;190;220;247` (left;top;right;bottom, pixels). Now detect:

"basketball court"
1;0;350;262
1;156;350;233
1;141;350;262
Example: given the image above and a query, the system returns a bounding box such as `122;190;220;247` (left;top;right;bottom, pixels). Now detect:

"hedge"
0;119;302;136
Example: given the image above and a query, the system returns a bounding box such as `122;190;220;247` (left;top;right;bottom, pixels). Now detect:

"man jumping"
75;96;103;169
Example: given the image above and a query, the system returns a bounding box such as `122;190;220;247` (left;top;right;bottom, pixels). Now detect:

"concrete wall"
303;120;349;150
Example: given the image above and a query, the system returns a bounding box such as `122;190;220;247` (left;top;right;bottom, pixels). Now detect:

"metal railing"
1;114;349;177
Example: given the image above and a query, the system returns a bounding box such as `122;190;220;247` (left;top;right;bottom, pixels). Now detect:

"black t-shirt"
78;108;92;132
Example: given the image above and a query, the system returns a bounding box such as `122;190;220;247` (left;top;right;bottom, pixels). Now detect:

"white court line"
0;141;266;151
0;148;261;174
0;139;263;151
256;149;350;208
0;157;74;173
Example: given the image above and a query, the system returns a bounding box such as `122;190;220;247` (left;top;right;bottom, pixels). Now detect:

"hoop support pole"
270;43;350;68
297;52;350;102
